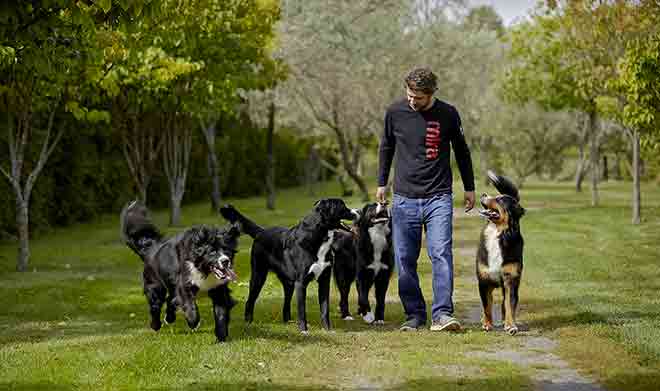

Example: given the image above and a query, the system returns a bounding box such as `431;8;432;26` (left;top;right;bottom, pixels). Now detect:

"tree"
277;0;408;201
0;1;149;271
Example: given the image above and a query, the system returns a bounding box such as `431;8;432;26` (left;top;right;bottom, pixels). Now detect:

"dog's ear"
515;205;526;219
227;223;241;237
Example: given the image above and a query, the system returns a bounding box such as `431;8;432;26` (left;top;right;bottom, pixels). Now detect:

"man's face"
406;87;434;111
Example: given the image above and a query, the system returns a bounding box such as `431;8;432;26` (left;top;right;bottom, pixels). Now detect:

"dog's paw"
191;319;201;331
373;320;385;326
300;330;310;336
342;315;354;321
362;311;375;324
150;319;162;331
504;324;518;336
482;323;494;332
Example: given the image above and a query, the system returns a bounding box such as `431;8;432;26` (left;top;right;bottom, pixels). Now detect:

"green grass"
1;179;659;390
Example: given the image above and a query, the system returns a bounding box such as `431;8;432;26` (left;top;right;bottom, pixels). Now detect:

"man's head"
405;67;437;111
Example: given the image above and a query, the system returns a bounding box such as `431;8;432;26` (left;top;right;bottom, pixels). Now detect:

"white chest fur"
308;231;334;280
367;223;390;276
187;262;228;292
484;223;503;279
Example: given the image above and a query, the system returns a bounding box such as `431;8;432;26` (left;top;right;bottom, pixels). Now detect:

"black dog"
332;202;394;324
219;199;358;333
476;171;526;335
120;201;240;342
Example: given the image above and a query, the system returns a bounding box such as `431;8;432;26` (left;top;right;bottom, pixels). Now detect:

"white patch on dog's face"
187;260;232;292
484;223;503;280
367;224;390;276
308;231;334;280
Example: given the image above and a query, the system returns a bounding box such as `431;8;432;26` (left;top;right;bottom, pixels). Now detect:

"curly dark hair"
404;68;438;94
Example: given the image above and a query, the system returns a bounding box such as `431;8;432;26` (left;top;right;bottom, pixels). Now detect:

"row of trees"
3;0;658;271
1;1;283;271
502;0;660;223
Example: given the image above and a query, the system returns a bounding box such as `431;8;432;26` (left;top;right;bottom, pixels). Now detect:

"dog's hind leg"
295;280;309;333
244;251;268;323
478;282;495;332
282;281;294;323
144;274;166;331
209;286;233;343
317;268;332;330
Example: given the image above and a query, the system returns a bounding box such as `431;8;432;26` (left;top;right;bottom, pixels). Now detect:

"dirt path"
456;246;607;391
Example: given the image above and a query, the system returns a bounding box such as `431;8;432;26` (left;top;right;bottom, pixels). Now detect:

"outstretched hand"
464;191;475;213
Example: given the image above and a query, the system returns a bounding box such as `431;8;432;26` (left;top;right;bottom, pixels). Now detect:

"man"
377;67;475;332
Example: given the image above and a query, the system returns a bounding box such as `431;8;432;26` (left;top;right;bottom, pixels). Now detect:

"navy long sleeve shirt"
378;98;475;198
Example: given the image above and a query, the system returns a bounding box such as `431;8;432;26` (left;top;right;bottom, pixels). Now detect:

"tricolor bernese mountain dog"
332;202;394;324
476;171;526;335
219;199;359;333
120;201;241;342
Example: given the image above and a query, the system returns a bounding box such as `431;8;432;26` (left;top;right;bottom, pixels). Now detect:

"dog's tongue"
224;268;238;282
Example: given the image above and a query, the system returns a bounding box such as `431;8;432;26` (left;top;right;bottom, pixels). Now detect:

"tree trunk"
602;155;608;182
16;199;29;272
170;194;183;227
479;139;491;187
200;120;221;213
574;116;589;192
266;102;276;210
588;110;599;206
631;129;641;224
164;115;192;227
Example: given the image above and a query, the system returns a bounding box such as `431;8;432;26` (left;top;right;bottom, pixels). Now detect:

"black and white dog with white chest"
332;202;394;324
120;201;241;343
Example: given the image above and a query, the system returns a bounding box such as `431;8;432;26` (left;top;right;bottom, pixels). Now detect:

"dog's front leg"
317;268;332;330
356;272;374;323
209;286;233;343
178;285;201;331
295;280;308;333
373;270;391;324
478;282;495;332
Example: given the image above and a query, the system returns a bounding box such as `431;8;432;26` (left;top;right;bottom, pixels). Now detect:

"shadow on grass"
142;374;532;391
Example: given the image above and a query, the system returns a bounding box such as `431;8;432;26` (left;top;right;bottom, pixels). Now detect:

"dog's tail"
219;204;264;239
487;170;520;201
120;200;163;258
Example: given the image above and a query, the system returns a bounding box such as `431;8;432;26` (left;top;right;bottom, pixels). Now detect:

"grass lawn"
1;179;659;390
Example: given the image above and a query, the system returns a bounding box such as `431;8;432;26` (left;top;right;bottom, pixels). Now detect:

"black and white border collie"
219;199;359;333
120;201;241;342
332;202;394;325
476;171;526;335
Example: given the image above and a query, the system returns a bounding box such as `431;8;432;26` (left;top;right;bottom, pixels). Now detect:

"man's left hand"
464;191;475;213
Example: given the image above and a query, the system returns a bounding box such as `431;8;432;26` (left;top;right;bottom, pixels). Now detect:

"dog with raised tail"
476;171;526;335
120;201;241;343
219;199;359;334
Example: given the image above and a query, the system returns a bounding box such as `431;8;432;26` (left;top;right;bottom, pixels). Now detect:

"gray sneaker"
399;318;425;332
430;316;461;332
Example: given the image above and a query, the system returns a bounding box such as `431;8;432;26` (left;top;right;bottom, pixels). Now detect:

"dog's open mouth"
210;263;238;282
478;209;500;220
370;217;389;224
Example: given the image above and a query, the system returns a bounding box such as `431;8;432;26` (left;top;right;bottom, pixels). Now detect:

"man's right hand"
376;186;388;203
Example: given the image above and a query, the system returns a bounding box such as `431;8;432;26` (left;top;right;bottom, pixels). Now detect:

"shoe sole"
430;320;461;332
399;325;419;332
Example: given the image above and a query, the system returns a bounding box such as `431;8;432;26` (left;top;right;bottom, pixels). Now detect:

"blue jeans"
392;192;454;324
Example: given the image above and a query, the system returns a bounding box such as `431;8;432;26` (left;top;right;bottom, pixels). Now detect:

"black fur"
220;199;357;333
332;202;394;323
476;171;526;335
120;201;241;342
